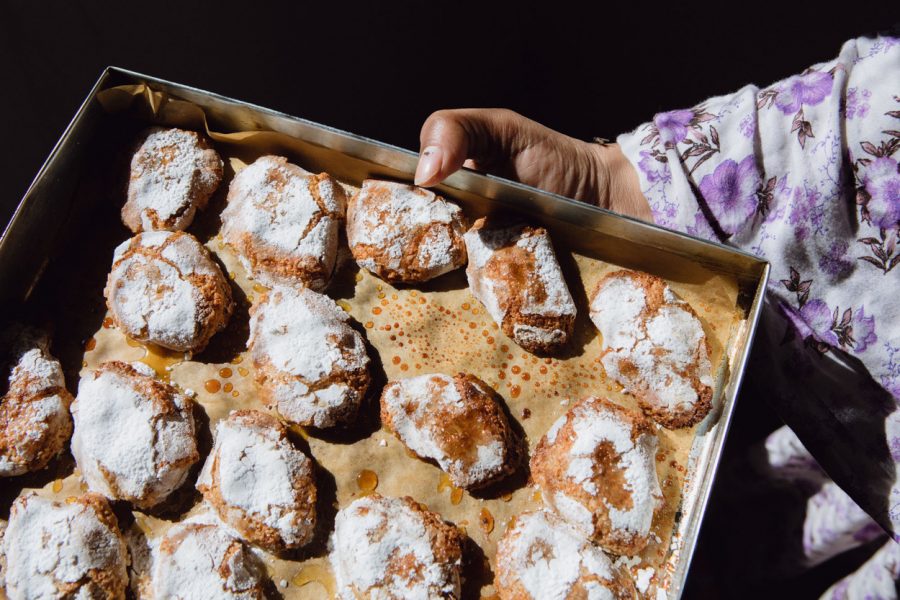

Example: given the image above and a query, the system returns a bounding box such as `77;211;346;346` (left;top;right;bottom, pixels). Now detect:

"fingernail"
414;146;442;186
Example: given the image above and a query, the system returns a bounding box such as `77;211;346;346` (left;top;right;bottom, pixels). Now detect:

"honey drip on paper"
204;380;221;393
356;470;378;494
52;480;63;493
127;339;186;380
479;508;495;534
83;337;96;352
437;473;465;505
293;563;335;598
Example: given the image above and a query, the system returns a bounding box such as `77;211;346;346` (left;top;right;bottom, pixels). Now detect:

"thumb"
414;109;523;187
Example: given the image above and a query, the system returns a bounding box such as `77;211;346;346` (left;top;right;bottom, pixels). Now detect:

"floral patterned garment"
618;36;900;537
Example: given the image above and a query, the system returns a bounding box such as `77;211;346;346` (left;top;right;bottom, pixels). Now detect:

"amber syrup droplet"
230;355;244;365
52;479;63;493
223;383;234;393
102;317;115;329
510;385;521;399
437;473;452;493
356;469;378;494
252;283;269;294
336;300;352;312
84;337;97;352
219;367;233;378
204;380;221;393
479;508;495;534
450;487;464;505
532;490;543;503
237;367;249;377
292;563;336;597
134;342;186;381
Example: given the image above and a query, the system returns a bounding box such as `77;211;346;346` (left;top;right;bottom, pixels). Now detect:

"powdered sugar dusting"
534;398;663;552
71;362;198;508
249;286;369;427
347;180;466;280
566;403;661;539
382;373;510;488
106;231;230;351
0;346;72;477
590;271;713;420
125;128;222;232
464;221;576;350
497;510;619;600
330;495;460;600
2;493;127;600
197;411;314;548
153;521;267;599
221;156;344;290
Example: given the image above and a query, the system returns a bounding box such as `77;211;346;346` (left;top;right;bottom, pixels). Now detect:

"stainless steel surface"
0;67;769;598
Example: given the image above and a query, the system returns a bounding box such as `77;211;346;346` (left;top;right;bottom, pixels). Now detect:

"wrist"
588;142;653;222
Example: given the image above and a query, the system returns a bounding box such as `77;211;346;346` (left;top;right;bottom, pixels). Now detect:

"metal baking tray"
0;67;769;598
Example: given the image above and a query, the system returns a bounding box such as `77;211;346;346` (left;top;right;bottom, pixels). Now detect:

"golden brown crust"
197;409;317;553
331;493;463;598
380;373;521;490
530;397;661;556
590;270;713;429
248;287;371;428
0;367;73;477
465;218;576;355
155;522;268;599
71;361;200;510
495;510;637;600
122;127;223;233
221;156;347;291
104;231;234;353
6;493;128;600
347;180;468;283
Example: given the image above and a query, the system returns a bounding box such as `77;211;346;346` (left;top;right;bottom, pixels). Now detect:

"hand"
414;109;652;221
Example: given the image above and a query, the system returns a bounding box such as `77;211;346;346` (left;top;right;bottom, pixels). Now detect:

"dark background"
2;2;897;597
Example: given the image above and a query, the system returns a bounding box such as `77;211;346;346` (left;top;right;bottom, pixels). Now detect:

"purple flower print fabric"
618;36;900;539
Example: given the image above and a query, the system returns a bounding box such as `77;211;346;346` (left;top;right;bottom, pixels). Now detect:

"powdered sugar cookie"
197;410;317;552
530;396;663;556
464;219;576;354
589;270;713;429
380;373;521;489
105;230;233;353
248;286;370;428
71;361;199;510
495;510;636;599
221;155;346;291
3;492;128;600
0;344;72;477
151;521;269;600
122;127;223;233
330;494;463;599
347;179;467;282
